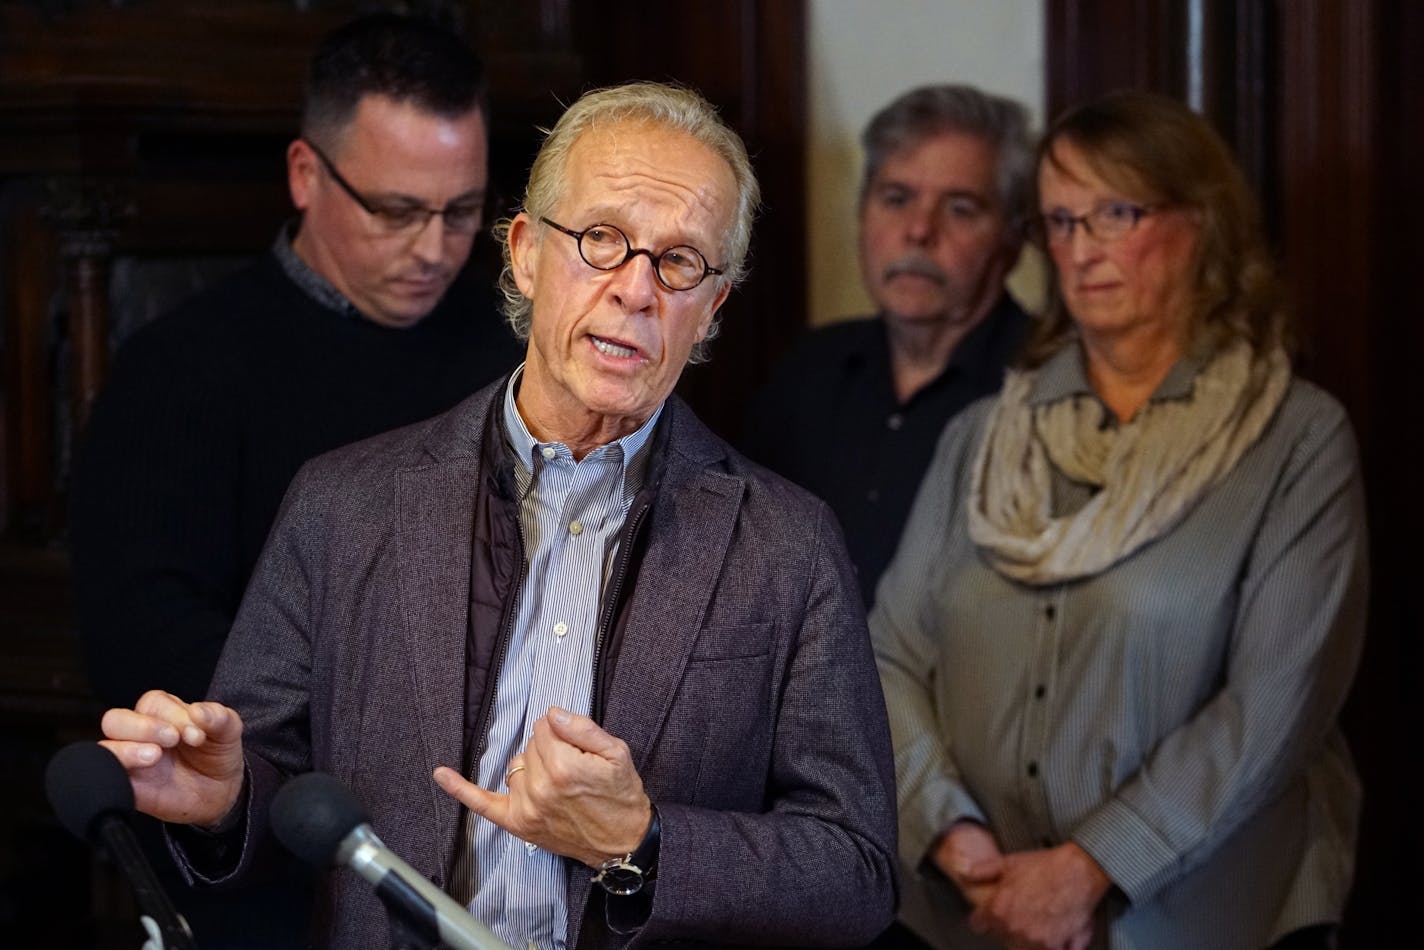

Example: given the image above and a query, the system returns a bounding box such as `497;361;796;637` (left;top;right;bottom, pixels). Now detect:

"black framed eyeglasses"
303;138;483;235
540;217;723;292
1034;200;1163;245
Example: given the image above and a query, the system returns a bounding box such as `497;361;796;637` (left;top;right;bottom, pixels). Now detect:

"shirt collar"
942;294;1019;376
272;220;362;320
500;365;661;504
862;293;1021;400
1029;341;1206;408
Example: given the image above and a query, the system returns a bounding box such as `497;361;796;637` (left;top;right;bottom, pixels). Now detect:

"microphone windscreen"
45;742;136;842
271;771;370;868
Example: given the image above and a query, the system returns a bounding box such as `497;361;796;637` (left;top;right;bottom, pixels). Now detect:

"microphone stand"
95;816;197;950
378;873;446;950
387;913;441;950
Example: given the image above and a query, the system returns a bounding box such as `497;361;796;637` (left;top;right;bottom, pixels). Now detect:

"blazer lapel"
396;450;482;869
599;457;744;777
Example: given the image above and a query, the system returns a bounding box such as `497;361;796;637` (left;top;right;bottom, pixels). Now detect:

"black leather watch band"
628;805;660;878
593;805;660;896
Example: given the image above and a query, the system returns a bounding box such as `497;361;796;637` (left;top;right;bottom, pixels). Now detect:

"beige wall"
807;0;1046;325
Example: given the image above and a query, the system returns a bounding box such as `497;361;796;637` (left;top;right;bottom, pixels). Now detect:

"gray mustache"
883;256;947;284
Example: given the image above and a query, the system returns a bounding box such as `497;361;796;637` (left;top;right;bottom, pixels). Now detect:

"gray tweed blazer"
190;380;898;949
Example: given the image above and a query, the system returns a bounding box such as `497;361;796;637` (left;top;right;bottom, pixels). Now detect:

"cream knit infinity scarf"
967;339;1291;585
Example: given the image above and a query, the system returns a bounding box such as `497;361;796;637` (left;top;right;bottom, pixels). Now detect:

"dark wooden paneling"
1047;0;1278;206
0;1;804;942
1277;6;1413;937
0;196;59;540
568;0;808;440
1277;3;1376;438
1046;0;1179;114
1318;0;1423;939
0;0;804;533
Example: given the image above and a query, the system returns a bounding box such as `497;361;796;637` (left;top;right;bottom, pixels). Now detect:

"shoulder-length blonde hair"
1024;91;1292;367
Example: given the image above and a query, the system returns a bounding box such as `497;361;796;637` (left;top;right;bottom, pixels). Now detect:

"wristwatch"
592;806;660;896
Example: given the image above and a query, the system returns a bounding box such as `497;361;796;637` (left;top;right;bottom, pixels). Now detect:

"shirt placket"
523;458;612;735
1019;588;1064;847
473;453;584;946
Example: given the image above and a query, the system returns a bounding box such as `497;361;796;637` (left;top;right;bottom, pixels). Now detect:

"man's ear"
695;279;733;343
287;139;319;211
508;213;540;298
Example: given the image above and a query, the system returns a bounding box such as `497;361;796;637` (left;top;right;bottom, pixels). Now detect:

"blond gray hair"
495;81;760;363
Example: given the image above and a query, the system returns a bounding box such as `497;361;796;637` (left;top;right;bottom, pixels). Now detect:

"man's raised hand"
99;690;246;828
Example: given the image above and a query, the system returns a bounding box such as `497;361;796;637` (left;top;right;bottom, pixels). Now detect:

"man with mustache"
742;85;1032;607
69;15;519;944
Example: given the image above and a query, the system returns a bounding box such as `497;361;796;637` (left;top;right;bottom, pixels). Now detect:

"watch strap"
593;805;660;895
628;804;660;879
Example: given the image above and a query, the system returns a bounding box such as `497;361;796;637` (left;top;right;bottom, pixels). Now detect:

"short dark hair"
302;13;487;148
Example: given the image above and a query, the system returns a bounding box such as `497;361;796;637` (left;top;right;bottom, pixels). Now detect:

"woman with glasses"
872;92;1366;950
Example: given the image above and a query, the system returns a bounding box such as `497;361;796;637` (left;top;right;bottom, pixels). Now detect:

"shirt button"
553;621;568;638
1044;603;1056;621
886;413;904;430
866;489;880;503
1027;761;1039;778
525;841;537;854
541;446;556;460
569;520;583;536
1034;684;1046;699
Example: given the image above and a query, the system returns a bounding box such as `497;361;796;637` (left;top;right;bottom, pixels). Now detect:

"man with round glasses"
97;81;897;949
538;218;724;291
69;15;520;944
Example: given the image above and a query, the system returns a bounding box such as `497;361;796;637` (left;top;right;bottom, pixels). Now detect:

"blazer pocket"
689;619;775;661
676;622;776;808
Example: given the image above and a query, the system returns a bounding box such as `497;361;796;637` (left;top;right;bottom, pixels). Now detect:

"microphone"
270;771;511;950
45;742;197;950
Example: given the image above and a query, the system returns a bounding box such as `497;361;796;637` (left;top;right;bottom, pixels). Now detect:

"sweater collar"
272;219;362;321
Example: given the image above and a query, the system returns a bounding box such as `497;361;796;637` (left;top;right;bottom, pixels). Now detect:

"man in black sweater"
741;85;1034;608
68;15;520;946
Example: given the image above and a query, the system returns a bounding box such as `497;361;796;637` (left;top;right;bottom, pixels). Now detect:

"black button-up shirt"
740;295;1030;606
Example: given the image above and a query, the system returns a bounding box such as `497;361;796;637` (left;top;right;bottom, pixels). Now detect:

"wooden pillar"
43;177;131;445
60;235;114;432
0;197;59;539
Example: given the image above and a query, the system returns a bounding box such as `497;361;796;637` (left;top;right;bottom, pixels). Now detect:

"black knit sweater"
70;251;524;708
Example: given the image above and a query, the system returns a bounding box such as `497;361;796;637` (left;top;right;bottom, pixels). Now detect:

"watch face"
595;860;644;896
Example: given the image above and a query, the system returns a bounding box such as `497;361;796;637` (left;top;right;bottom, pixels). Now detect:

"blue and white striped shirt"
467;368;660;950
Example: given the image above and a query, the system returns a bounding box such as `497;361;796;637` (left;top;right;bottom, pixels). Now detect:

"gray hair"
860;84;1034;229
495;81;760;364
